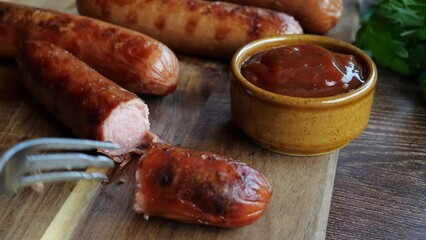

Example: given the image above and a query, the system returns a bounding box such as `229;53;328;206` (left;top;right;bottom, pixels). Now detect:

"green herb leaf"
355;0;426;77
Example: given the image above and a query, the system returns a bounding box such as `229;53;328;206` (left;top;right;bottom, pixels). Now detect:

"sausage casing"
0;2;180;95
212;0;343;33
135;143;272;227
77;0;303;58
18;41;151;156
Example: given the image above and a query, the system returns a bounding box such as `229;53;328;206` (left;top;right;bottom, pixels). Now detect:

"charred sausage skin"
18;41;151;156
77;0;303;58
135;143;272;227
0;2;179;95
213;0;343;33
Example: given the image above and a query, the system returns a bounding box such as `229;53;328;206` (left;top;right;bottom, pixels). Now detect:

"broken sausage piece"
18;41;150;157
76;0;303;58
135;143;272;227
0;2;179;95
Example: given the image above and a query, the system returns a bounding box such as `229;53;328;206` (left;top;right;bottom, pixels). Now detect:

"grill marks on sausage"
70;18;156;62
215;26;231;43
70;15;157;85
152;147;242;217
6;11;87;55
117;37;155;61
26;12;155;67
184;1;201;35
236;7;286;40
148;145;238;217
186;0;199;11
159;162;173;187
179;1;289;41
185;17;197;34
99;27;118;37
192;182;227;216
38;16;73;34
154;15;166;30
76;0;302;59
212;0;342;34
247;11;262;40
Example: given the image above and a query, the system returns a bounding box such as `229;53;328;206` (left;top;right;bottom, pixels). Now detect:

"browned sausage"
18;41;151;157
212;0;343;34
0;2;180;95
135;143;272;227
76;0;303;58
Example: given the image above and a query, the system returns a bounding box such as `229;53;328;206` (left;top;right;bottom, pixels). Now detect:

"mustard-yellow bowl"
230;35;377;156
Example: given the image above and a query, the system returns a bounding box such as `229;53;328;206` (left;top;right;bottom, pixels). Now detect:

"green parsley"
355;0;426;100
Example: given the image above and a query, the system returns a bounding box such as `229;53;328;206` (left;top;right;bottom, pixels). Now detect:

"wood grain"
326;1;426;239
41;168;108;240
327;68;426;240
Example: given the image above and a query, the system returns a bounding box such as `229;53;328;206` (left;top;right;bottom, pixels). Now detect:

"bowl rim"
230;34;378;108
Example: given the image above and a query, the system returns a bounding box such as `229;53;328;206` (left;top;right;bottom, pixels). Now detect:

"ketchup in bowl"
240;44;367;98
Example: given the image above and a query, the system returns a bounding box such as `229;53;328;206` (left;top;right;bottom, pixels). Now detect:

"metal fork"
0;138;120;194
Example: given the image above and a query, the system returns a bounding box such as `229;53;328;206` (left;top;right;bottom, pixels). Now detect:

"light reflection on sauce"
241;44;367;98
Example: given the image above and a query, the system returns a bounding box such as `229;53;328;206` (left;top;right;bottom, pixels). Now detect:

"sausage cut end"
101;99;150;155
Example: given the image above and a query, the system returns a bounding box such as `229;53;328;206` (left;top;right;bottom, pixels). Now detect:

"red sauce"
241;44;367;98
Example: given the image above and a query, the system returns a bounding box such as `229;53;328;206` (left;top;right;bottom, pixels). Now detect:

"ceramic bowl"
230;34;378;156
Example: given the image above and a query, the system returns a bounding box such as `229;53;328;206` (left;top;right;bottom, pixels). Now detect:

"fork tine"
23;153;114;173
0;138;120;170
19;171;108;188
20;138;121;152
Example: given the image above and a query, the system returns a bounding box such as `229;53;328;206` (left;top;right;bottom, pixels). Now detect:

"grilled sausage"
0;2;179;95
76;0;303;58
212;0;343;34
134;143;272;227
18;41;151;157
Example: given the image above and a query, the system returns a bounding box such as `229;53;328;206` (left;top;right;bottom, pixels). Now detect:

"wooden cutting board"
0;0;362;239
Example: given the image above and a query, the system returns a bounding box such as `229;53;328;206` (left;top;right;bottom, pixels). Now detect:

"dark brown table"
327;68;426;239
325;1;426;239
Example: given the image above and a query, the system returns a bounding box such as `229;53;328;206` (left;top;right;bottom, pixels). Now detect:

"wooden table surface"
326;1;426;239
327;69;426;240
0;0;425;240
